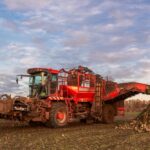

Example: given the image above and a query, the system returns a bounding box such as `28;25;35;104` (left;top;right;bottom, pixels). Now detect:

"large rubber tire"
102;104;115;124
46;102;68;128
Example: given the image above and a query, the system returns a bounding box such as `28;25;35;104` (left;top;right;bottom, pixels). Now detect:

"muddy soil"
0;118;150;150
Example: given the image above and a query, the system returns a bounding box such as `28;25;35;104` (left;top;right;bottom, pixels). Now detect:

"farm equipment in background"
0;66;150;128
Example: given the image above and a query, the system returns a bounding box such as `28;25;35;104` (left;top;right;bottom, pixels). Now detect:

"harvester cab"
16;68;59;98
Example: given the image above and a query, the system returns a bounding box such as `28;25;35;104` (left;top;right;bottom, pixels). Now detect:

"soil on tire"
46;102;68;128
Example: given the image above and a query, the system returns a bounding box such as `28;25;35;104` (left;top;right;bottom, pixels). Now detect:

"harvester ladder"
93;75;103;119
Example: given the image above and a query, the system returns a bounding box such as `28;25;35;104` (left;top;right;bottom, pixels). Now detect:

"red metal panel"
27;68;59;74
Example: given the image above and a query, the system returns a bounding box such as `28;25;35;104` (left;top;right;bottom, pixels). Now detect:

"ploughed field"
0;115;150;150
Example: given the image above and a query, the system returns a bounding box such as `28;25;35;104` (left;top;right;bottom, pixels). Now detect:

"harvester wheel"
102;104;115;124
46;102;68;128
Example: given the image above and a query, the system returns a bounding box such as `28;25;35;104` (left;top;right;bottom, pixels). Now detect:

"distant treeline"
125;100;150;112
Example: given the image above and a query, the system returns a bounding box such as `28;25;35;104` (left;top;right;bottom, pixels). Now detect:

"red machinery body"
26;66;150;116
58;82;148;102
56;82;148;103
0;66;150;128
27;67;149;104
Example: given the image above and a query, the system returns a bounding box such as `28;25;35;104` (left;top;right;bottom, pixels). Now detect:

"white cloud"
20;57;36;66
89;46;147;63
0;0;149;96
64;30;90;47
4;0;51;10
0;43;41;69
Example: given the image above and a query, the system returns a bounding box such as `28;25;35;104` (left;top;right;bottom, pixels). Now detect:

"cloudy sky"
0;0;149;96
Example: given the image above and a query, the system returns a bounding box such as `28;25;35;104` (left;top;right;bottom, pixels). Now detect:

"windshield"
29;73;47;85
34;76;42;85
28;71;58;97
29;72;48;98
29;76;41;85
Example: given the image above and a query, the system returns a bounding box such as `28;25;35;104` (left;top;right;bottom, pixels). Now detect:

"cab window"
51;74;57;82
34;76;42;85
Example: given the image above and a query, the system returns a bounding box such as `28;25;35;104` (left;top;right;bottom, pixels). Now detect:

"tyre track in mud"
0;120;150;150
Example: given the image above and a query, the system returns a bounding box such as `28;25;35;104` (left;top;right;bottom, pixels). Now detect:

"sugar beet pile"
116;104;150;133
